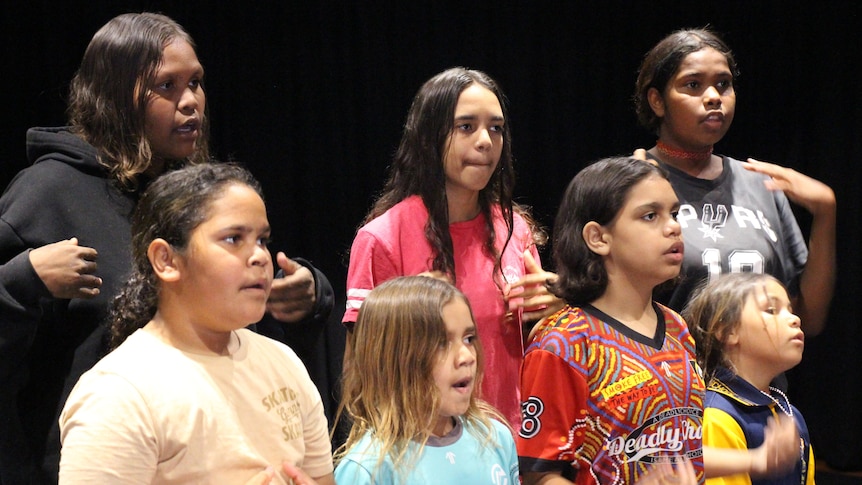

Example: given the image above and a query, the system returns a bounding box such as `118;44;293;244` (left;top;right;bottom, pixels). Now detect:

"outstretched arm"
743;159;836;336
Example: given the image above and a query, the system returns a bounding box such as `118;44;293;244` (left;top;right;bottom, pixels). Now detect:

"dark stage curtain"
2;0;860;471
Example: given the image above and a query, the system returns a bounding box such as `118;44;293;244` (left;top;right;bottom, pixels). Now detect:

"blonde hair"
683;272;782;384
335;276;506;481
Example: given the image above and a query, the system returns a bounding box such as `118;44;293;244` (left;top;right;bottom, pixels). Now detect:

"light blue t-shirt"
334;417;518;484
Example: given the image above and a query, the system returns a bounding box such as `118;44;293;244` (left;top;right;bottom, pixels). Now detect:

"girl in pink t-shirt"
344;67;563;426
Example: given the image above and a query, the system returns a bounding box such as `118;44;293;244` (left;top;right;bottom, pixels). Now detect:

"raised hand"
506;250;565;322
742;158;835;216
267;252;316;322
29;237;101;299
749;413;800;478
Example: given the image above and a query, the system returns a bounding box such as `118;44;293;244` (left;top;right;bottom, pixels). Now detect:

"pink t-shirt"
344;195;541;426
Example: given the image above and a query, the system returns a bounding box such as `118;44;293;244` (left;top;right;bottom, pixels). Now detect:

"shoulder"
656;303;687;330
533;306;592;339
359;196;427;236
238;328;306;369
334;433;389;483
722;155;774;186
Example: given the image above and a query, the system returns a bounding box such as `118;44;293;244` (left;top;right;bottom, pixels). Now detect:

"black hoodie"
0;127;136;484
0;127;336;484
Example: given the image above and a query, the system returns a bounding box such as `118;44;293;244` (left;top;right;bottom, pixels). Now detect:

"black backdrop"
3;1;860;471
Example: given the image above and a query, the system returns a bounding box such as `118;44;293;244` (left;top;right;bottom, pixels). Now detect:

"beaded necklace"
656;140;713;161
760;386;793;417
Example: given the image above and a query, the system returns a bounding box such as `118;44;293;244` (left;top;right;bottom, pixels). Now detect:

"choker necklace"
760;386;793;418
656;140;713;161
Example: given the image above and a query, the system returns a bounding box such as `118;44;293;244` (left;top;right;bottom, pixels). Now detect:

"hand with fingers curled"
505;250;566;323
28;237;101;299
266;252;316;323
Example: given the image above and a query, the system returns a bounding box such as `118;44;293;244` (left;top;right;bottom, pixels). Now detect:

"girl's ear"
647;87;665;118
583;221;610;256
148;238;181;282
722;326;740;347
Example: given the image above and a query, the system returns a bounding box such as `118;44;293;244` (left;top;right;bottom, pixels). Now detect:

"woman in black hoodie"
0;13;332;483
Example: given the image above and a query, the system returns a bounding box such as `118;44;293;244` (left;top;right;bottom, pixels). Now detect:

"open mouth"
667;242;684;255
453;377;472;389
175;119;200;133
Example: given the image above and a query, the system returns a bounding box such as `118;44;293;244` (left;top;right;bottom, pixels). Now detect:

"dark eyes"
455;123;504;133
154;78;202;93
224;235;270;246
683;79;732;91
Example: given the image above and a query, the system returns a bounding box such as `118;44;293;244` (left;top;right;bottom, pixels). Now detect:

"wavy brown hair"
68;12;210;190
335;276;506;481
109;163;262;349
363;67;545;285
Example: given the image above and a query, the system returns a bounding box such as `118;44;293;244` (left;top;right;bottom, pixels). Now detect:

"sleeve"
333;457;375;485
0;233;51;383
703;407;751;485
58;372;159;485
807;445;816;485
517;347;587;475
773;190;808;297
343;228;400;324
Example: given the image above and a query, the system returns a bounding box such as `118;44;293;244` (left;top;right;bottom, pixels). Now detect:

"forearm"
702;445;754;478
796;198;836;336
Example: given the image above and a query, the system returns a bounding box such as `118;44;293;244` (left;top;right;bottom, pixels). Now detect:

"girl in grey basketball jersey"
632;28;836;338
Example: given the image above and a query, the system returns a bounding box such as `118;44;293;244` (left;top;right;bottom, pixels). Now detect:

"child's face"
732;279;804;376
173;183;273;334
431;297;477;435
144;39;205;163
600;175;683;288
442;84;504;206
652;47;736;149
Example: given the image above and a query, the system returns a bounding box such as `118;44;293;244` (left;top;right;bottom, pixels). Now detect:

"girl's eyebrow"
454;114;504;122
761;283;777;306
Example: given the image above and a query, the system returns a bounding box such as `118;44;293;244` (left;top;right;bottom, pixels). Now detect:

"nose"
178;85;201;115
456;342;476;367
704;85;721;108
249;245;271;267
665;216;682;237
787;310;802;329
475;128;492;151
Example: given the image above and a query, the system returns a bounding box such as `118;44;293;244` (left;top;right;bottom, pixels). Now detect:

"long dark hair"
109;163;262;349
552;157;669;305
364;67;543;283
633;27;739;134
68;12;211;190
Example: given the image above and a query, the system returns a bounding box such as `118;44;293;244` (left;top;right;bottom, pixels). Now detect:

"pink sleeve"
342;229;399;324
